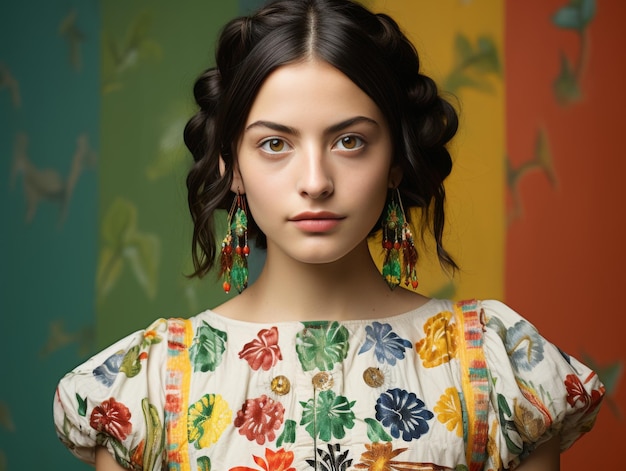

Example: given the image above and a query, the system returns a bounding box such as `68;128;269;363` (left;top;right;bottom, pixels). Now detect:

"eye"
260;138;291;154
335;135;364;151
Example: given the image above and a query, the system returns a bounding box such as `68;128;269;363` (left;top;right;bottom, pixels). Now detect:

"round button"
270;375;291;395
363;367;385;388
312;372;334;391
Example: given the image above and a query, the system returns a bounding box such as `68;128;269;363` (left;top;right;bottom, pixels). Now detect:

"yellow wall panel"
370;0;505;301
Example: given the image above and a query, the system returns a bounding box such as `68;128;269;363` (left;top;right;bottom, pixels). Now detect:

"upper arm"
96;446;127;471
515;435;560;471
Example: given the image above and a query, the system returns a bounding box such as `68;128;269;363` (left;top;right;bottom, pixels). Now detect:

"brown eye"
260;138;289;153
336;135;363;151
269;139;284;152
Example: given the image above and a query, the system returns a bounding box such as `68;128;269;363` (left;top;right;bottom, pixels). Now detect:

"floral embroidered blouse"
53;299;604;471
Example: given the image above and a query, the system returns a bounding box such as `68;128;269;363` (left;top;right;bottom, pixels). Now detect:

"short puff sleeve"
53;317;171;468
481;300;604;469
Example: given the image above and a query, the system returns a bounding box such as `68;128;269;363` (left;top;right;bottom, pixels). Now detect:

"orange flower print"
235;395;285;445
415;312;458;368
354;442;453;471
434;387;463;437
89;397;132;442
130;439;145;466
239;327;283;371
230;447;296;471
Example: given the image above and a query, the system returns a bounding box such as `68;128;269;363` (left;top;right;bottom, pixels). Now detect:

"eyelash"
258;135;365;154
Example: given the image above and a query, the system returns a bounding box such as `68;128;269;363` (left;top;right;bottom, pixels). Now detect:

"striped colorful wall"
1;1;622;469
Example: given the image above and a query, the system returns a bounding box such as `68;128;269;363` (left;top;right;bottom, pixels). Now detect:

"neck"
236;240;418;322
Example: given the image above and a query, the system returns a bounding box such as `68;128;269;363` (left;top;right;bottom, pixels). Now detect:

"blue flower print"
358;322;413;365
93;351;124;387
505;320;545;372
375;388;434;441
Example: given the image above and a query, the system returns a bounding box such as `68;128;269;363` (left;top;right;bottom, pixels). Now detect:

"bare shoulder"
96;446;127;471
515;435;560;470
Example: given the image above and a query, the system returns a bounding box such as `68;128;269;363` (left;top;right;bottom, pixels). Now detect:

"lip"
289;212;345;232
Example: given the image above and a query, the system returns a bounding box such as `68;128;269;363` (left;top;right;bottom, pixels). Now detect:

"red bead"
223;281;231;293
223;245;232;254
243;245;250;255
383;241;392;250
393;242;401;250
411;280;419;289
236;246;242;255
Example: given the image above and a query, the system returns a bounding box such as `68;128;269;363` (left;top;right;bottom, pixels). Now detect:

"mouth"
289;212;345;232
289;211;343;221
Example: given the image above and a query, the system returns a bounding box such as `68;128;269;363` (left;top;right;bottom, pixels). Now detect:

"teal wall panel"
1;1;100;470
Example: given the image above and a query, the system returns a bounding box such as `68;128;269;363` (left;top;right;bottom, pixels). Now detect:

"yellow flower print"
487;419;502;471
434;388;463;437
512;399;546;443
188;394;232;449
415;312;458;368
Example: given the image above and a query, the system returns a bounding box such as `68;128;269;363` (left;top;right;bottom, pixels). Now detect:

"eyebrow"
244;116;380;136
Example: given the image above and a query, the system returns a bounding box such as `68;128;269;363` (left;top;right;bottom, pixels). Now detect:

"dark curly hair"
184;0;458;278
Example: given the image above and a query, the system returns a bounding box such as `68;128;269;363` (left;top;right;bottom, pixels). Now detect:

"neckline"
199;297;447;327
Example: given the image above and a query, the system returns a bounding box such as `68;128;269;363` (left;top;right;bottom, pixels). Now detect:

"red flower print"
565;374;588;408
229;447;296;471
239;327;282;371
234;395;285;445
89;397;132;442
565;374;589;407
565;373;606;416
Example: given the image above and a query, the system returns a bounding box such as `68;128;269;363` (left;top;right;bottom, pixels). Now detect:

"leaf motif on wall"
58;9;85;72
0;402;15;432
552;0;596;30
443;34;501;95
0;62;21;108
39;320;95;358
147;110;189;181
103;10;162;93
10;132;97;226
506;128;557;226
97;197;161;302
551;0;596;105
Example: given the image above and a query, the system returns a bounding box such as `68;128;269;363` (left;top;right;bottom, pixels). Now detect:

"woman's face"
235;59;398;265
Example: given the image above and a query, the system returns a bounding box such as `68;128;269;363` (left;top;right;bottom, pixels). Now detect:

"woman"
54;1;604;470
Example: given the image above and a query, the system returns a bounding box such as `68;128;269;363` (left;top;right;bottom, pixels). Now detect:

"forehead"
245;59;385;126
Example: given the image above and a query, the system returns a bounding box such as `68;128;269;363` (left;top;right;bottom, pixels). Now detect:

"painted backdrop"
1;0;623;469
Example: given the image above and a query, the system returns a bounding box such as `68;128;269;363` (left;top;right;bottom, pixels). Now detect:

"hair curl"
184;0;458;278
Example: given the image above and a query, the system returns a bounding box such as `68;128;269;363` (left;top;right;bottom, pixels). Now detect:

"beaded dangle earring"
219;192;250;294
382;189;418;290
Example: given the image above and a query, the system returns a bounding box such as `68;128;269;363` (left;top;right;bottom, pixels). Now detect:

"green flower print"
300;390;356;441
296;321;349;371
189;321;227;372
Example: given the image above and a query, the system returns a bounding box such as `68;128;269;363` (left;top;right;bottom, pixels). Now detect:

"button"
312;372;334;391
363;367;385;387
270;375;291;395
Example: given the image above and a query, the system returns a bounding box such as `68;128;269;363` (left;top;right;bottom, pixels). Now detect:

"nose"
297;147;334;199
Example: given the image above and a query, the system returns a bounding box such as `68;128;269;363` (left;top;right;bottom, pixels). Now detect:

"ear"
219;155;246;194
229;161;245;194
388;165;403;189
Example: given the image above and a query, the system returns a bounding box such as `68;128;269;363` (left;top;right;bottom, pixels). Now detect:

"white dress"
53;299;604;470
